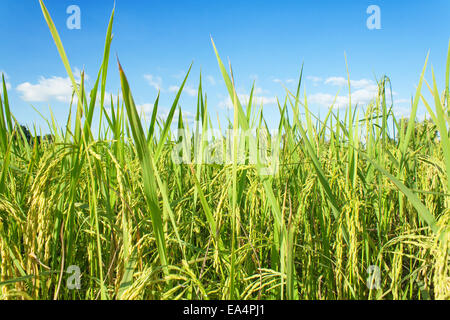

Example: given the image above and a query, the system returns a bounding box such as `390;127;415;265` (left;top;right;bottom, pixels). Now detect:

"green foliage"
0;2;448;300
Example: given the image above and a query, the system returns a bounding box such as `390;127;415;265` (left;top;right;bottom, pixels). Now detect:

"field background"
0;1;449;300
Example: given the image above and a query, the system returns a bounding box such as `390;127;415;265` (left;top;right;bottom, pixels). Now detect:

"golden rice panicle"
433;210;450;300
25;151;67;271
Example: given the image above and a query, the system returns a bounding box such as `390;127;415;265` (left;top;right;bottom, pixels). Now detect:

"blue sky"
0;0;449;132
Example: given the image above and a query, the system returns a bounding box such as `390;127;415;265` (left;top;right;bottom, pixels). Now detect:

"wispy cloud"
105;102;155;123
206;75;216;86
136;103;155;118
100;91;122;107
145;73;200;98
307;93;348;109
307;76;322;82
307;89;377;109
307;77;386;108
254;86;269;95
134;102;195;125
143;74;163;91
394;98;410;105
324;77;375;89
218;90;277;109
392;106;423;119
172;70;187;80
168;85;197;97
306;76;322;86
273;78;297;86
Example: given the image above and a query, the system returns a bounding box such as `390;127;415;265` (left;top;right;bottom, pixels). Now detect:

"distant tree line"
12;125;54;146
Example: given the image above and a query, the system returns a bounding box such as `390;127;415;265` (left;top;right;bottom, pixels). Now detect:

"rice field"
0;1;449;300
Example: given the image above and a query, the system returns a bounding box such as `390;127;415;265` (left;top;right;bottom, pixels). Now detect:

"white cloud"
73;67;89;82
324;77;376;90
100;91;122;107
172;71;186;80
136;103;155;118
144;74;163;91
394;98;410;105
206;75;216;86
177;110;195;123
169;85;197;97
254;86;269;95
15;69;88;103
308;93;349;109
324;76;349;87
13;69;121;107
393;106;413;118
308;88;379;109
350;79;375;89
351;86;379;105
273;78;297;87
308;89;377;109
307;76;322;83
106;102;155;121
145;73;199;97
218;91;277;109
17;76;75;103
306;76;322;87
134;103;195;126
255;96;278;106
306;77;383;109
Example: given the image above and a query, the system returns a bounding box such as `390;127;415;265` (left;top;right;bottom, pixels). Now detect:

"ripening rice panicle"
433;211;450;299
334;214;345;298
0;240;7;299
25;150;68;272
0;197;26;298
0;201;10;299
390;243;404;299
346;197;363;292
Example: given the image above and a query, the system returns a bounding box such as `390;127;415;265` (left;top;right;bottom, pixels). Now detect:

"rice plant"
0;1;448;300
